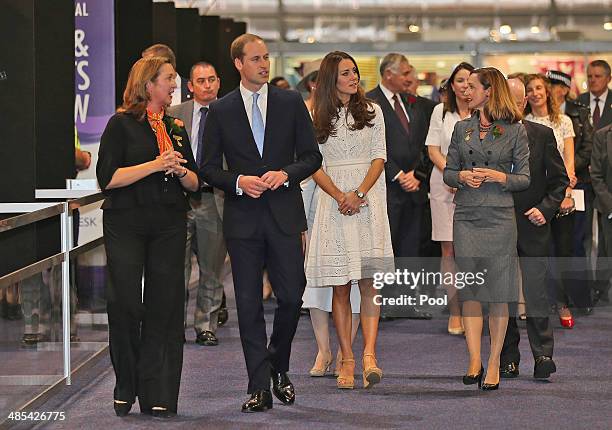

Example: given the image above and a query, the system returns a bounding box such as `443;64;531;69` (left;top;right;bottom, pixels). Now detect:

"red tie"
593;97;601;129
393;94;410;134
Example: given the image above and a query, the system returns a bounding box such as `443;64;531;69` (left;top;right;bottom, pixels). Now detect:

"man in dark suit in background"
500;75;569;380
201;34;321;413
167;62;227;347
590;124;612;304
578;60;612;131
366;53;433;319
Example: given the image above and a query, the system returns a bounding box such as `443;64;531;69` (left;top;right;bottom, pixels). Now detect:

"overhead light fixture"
306;36;316;43
604;21;612;31
408;24;420;33
530;25;541;34
500;25;512;35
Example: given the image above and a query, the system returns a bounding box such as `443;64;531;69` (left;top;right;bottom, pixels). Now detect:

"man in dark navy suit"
366;53;433;319
500;75;569;380
201;34;321;412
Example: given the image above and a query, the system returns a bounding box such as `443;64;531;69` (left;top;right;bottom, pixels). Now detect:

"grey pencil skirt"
453;205;519;303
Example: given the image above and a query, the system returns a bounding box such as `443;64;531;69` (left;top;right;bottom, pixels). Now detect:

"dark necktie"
593;97;601;129
196;106;208;167
393;94;410;134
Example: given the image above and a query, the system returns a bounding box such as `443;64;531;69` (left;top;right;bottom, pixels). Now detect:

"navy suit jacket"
366;86;433;203
578;90;612;131
200;84;322;238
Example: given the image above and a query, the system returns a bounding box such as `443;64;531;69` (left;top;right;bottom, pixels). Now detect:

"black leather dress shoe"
241;390;273;413
271;370;295;405
500;362;519;378
113;401;132;417
534;356;556;379
404;306;433;320
151;408;176;418
195;330;218;346
217;308;229;327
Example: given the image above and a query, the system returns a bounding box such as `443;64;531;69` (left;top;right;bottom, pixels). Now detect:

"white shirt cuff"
607;212;612;220
235;175;243;196
392;170;404;182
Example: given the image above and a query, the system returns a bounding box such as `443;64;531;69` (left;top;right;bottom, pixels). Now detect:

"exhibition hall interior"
0;0;611;428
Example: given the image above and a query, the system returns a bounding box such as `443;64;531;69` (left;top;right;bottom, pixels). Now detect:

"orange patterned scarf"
147;109;174;155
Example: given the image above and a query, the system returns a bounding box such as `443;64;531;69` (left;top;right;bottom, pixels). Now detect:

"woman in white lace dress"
305;51;394;390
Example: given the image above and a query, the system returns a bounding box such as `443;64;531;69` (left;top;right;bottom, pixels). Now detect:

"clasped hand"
459;168;506;188
398;170;420;192
156;150;187;175
239;171;287;198
336;192;366;216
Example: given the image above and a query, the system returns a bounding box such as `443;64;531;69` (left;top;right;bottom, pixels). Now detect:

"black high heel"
113;400;132;417
481;381;499;391
463;366;484;387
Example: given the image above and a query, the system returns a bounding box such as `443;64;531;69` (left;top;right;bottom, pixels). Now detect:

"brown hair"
471;67;522;123
444;62;474;115
117;56;172;120
312;51;375;144
142;44;176;69
230;33;264;61
524;73;560;125
507;72;527;85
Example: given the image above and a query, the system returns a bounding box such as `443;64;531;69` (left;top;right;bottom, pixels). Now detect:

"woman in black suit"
97;56;199;417
444;67;530;391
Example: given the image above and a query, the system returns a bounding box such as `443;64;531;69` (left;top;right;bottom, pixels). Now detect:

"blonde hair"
118;56;172;120
472;67;522;123
524;74;561;126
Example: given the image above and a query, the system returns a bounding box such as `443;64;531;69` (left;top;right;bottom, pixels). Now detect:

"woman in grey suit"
444;67;530;390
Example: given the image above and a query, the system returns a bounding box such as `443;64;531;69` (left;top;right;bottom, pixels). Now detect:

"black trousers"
225;205;305;394
103;207;186;413
386;188;423;258
502;215;553;365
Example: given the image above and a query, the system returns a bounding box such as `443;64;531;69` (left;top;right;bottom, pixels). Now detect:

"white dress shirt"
190;100;207;160
171;75;183;107
590;88;609;116
379;83;410;123
235;82;270;195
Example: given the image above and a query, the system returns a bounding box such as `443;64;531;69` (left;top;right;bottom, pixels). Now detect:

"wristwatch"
354;190;365;199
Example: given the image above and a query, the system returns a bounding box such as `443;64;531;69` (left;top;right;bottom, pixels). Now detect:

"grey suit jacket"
167;100;195;139
590;124;612;216
443;114;530;207
578;90;612;131
167;100;225;217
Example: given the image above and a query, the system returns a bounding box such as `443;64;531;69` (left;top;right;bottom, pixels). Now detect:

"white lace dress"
305;103;394;287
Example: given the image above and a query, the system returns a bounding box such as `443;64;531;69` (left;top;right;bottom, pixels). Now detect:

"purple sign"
75;0;115;144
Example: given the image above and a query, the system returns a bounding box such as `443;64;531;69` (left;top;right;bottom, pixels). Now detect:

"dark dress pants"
103;206;186;413
225;205;305;394
502;215;554;365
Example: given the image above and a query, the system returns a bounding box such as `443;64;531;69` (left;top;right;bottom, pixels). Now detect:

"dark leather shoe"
500;362;519;378
151;408;176;418
534;356;556;379
271;370;295;405
241;390;272;413
217;308;229;327
404;306;433;320
113;401;132;417
480;382;499;391
195;330;218;346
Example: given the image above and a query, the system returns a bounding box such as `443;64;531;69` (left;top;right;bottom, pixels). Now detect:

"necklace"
479;122;492;133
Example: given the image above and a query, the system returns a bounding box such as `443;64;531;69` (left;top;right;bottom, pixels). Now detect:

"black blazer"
200;84;322;238
513;121;569;222
564;98;593;183
578;90;612;131
590;124;612;216
366;86;433;203
96;112;198;210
